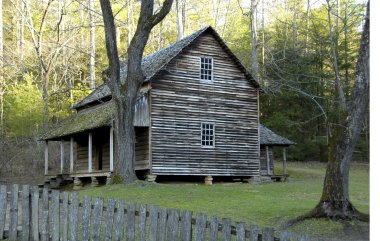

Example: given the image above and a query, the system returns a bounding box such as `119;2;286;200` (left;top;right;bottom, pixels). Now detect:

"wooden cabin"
42;26;292;186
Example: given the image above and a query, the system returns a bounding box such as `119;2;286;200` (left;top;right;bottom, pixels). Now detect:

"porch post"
266;146;270;175
44;140;48;175
110;126;114;172
88;132;92;172
60;140;64;174
283;147;287;175
70;137;74;173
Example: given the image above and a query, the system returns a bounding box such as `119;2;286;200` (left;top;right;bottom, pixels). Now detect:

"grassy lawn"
79;161;369;240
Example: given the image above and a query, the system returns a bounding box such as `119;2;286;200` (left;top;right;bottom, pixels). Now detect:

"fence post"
249;225;259;241
126;202;136;241
81;195;92;241
138;204;147;241
194;213;207;241
21;185;30;241
221;218;232;241
91;198;104;241
148;205;159;241
104;199;116;241
166;209;180;241
114;200;125;241
236;222;245;241
262;227;274;241
61;192;69;241
69;192;79;241
51;190;60;241
9;184;19;241
157;208;167;241
30;186;39;241
0;185;7;240
179;210;192;241
209;216;219;241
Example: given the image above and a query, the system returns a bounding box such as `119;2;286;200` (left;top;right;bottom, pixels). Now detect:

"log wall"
150;32;260;176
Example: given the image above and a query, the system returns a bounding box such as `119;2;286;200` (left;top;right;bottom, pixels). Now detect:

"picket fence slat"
194;213;207;241
0;185;7;240
30;186;39;241
82;195;92;241
114;200;125;241
148;205;159;241
157;208;168;241
92;198;104;241
9;184;19;241
104;199;115;241
249;225;259;241
51;190;60;241
138;204;147;241
236;222;246;241
222;218;232;241
209;216;219;241
167;209;180;241
61;192;69;241
21;185;30;241
40;188;49;241
262;227;274;241
126;202;136;241
69;192;79;241
280;231;291;241
179;210;192;241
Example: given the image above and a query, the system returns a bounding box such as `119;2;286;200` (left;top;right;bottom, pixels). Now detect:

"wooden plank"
280;231;291;241
266;146;270;175
21;185;30;241
166;209;179;241
81;196;92;241
194;213;207;241
40;188;49;241
45;141;48;175
262;227;274;241
179;210;192;241
61;140;65;173
104;199;115;241
283;147;287;175
9;184;19;241
221;218;231;241
249;225;259;241
235;222;245;241
61;192;69;241
157;208;167;241
88;132;92;172
69;192;79;241
138;204;147;241
30;187;39;241
70;137;74;173
0;185;7;240
114;200;125;241
209;216;218;241
148;205;159;241
92;198;104;241
126;202;136;241
51;190;60;241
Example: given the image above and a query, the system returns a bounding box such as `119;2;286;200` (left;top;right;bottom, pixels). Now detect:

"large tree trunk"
100;0;173;183
285;1;369;226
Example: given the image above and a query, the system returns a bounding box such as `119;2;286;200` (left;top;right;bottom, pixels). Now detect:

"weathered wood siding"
260;147;274;175
150;32;260;176
135;127;150;170
134;93;150;127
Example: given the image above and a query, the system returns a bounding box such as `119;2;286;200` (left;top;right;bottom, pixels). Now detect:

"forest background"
0;0;369;178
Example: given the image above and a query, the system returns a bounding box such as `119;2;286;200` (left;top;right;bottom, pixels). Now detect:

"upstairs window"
201;123;215;147
200;57;213;81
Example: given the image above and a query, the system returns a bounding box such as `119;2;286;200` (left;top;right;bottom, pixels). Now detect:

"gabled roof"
73;26;259;109
260;124;295;146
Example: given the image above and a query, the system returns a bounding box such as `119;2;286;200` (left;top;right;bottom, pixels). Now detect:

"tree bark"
100;0;173;183
176;0;184;40
250;0;259;81
0;0;3;134
89;0;96;90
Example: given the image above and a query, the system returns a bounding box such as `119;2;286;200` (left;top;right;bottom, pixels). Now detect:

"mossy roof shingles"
43;102;114;140
260;124;295;146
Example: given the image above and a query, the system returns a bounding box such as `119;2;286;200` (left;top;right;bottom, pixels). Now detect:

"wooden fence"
0;184;307;241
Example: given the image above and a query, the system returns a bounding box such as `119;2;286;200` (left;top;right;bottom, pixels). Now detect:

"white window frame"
199;57;213;82
201;122;215;148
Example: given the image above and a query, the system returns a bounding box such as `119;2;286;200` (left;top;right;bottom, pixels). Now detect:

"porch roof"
42;102;114;141
260;124;295;146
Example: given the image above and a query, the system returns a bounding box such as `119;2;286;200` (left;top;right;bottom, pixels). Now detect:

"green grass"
79;161;369;239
